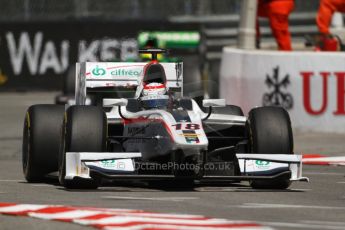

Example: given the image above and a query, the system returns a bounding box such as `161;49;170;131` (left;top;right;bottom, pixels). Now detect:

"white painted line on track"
301;220;345;226
78;216;234;225
288;188;311;191
235;203;345;210
0;179;25;182
30;184;55;187
304;172;344;176
102;196;199;202
195;187;249;192
336;181;345;184
260;221;345;230
105;225;273;230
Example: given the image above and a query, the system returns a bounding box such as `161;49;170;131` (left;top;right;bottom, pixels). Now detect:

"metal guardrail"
169;12;322;98
169;13;320;61
0;0;319;22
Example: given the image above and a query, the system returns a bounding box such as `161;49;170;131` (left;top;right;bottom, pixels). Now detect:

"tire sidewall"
22;105;64;182
58;105;107;188
247;106;293;189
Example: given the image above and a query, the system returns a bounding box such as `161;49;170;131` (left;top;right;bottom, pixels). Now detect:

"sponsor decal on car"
91;65;106;76
182;130;200;144
85;159;135;171
100;160;117;168
90;65;143;77
179;133;199;137
110;68;142;77
255;160;271;169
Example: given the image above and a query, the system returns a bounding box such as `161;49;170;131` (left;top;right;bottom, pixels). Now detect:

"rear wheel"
22;105;64;182
63;66;75;96
59;105;107;189
246;106;293;189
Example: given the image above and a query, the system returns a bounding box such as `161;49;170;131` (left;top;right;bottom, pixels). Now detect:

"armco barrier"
220;48;345;133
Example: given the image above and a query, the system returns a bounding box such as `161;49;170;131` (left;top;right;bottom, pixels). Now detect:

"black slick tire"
246;106;293;189
22;105;64;182
59;105;107;189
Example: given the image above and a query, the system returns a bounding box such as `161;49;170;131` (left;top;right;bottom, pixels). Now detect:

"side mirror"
103;98;128;107
202;99;226;108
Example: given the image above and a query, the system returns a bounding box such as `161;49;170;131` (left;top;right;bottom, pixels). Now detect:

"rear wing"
75;62;183;105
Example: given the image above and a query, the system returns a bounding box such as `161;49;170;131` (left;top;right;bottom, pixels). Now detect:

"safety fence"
0;0;318;22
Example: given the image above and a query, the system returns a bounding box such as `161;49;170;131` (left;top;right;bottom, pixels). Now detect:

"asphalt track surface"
0;92;345;230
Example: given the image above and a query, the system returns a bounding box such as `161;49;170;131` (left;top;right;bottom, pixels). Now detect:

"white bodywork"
121;108;208;149
104;99;247;125
103;98;246;149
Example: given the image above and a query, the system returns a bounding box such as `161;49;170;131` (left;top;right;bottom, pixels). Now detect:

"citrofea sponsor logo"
110;68;142;77
91;66;142;77
92;65;106;76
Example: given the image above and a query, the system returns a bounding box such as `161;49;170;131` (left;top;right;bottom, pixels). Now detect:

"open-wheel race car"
22;49;308;189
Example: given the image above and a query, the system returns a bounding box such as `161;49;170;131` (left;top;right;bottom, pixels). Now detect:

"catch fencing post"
237;0;257;50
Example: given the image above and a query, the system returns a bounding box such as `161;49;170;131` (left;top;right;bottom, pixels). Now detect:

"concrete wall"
220;48;345;133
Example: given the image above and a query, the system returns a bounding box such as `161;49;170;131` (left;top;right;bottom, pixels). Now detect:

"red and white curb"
302;154;345;166
0;202;273;230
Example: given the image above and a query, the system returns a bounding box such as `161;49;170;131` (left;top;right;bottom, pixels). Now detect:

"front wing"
64;152;308;182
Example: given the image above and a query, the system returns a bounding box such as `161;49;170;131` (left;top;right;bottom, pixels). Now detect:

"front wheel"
22;105;64;182
59;105;107;189
246;106;293;189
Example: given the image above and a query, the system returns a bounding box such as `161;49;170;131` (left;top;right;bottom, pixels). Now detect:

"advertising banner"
220;48;345;133
0;21;196;91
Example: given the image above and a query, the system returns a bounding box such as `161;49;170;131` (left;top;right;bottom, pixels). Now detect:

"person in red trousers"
257;0;295;51
317;0;345;35
316;0;345;51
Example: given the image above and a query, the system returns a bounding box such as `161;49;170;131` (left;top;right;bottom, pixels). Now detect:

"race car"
22;49;308;189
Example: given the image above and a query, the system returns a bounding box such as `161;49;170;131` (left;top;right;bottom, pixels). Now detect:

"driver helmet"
142;82;167;96
141;82;169;109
